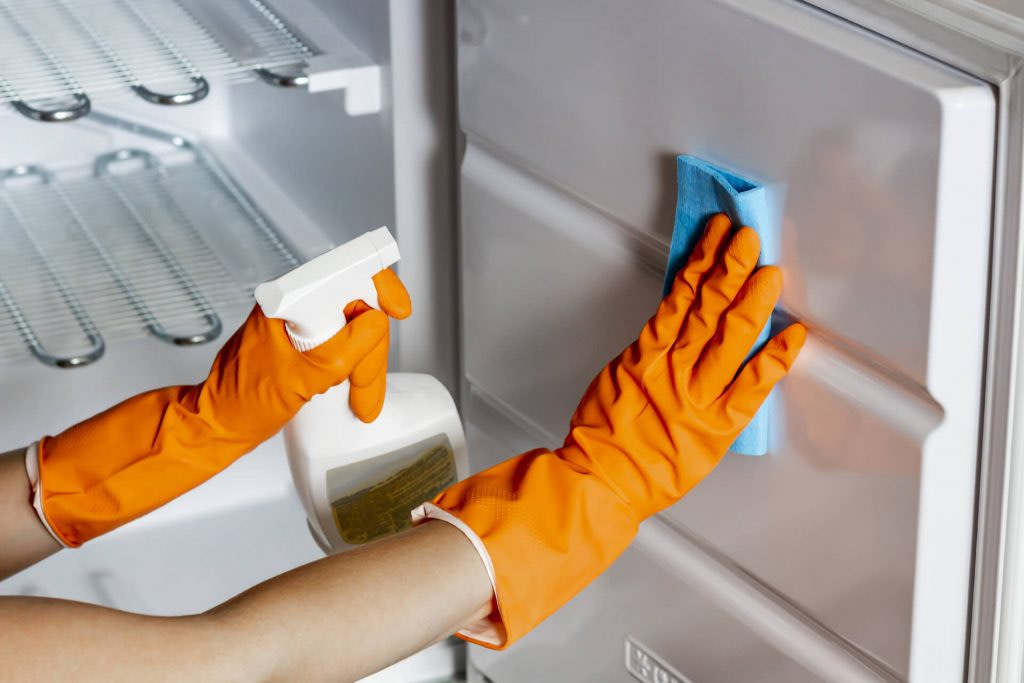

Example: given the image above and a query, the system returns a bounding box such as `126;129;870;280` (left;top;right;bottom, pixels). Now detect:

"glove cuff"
428;448;639;649
24;441;69;548
412;502;503;646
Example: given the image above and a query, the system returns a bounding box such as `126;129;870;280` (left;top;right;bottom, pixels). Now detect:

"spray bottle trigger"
282;275;382;350
345;277;381;314
254;226;398;352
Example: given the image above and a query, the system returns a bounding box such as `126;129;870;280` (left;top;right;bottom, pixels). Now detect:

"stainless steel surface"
0;0;316;120
0;116;297;365
457;0;995;679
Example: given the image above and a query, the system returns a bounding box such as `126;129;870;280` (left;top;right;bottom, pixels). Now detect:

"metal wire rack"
0;0;316;122
0;115;299;367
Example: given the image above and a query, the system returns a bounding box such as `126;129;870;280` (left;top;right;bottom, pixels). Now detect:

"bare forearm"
0;599;230;682
0;447;60;580
0;521;492;682
209;520;493;681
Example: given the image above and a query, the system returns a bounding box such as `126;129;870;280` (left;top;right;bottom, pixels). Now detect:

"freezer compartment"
0;0;397;368
0;0;380;123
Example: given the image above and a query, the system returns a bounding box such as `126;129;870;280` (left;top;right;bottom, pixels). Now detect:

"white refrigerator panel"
457;0;994;680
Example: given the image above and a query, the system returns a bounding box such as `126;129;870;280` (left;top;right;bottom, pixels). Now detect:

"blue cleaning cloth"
663;155;778;456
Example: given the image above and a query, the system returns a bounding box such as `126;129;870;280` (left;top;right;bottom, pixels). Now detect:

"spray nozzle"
255;226;400;352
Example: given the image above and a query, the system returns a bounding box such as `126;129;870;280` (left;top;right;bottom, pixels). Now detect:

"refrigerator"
1;1;1023;681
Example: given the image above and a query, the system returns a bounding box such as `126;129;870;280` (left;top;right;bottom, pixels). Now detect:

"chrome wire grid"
0;121;298;367
0;0;314;122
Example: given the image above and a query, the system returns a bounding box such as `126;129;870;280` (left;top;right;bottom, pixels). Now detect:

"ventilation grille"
0;128;298;367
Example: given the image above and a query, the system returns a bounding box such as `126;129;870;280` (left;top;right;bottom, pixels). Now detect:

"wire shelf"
0;117;299;367
0;0;315;122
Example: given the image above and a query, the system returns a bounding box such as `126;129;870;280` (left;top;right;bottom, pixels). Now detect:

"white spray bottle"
255;227;468;554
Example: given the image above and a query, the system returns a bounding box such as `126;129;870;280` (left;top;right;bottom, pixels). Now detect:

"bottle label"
325;433;458;545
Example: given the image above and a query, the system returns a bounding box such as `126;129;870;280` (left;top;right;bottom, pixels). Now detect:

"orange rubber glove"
419;215;806;648
29;268;411;548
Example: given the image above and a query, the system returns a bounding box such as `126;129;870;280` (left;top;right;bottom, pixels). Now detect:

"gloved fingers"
674;226;762;364
719;322;807;416
372;267;413;320
688;266;783;403
671;213;732;315
349;328;390;422
344;298;372;320
637;215;732;360
349;363;388;422
349;325;389;387
334;269;406;422
307;308;389;378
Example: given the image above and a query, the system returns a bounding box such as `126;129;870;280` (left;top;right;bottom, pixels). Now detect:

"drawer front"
457;0;994;679
457;0;991;384
468;513;885;682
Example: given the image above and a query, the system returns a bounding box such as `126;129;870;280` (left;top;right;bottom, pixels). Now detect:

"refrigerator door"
456;0;995;680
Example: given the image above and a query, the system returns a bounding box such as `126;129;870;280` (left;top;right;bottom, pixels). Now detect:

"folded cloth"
664;155;778;455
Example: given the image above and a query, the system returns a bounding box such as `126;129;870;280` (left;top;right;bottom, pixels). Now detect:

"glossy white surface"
284;373;467;553
457;0;995;679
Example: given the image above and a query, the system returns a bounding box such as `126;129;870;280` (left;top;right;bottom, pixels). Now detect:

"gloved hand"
29;268;411;548
418;214;806;647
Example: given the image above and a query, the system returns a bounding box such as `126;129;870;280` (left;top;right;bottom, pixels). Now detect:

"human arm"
0;521;492;683
0;268;410;565
0;214;803;680
419;213;806;646
0;448;59;581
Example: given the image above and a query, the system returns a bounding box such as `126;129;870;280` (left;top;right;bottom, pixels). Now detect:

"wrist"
411;503;503;646
426;449;640;649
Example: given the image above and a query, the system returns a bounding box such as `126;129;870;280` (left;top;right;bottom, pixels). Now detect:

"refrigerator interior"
0;0;461;681
0;0;1018;682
